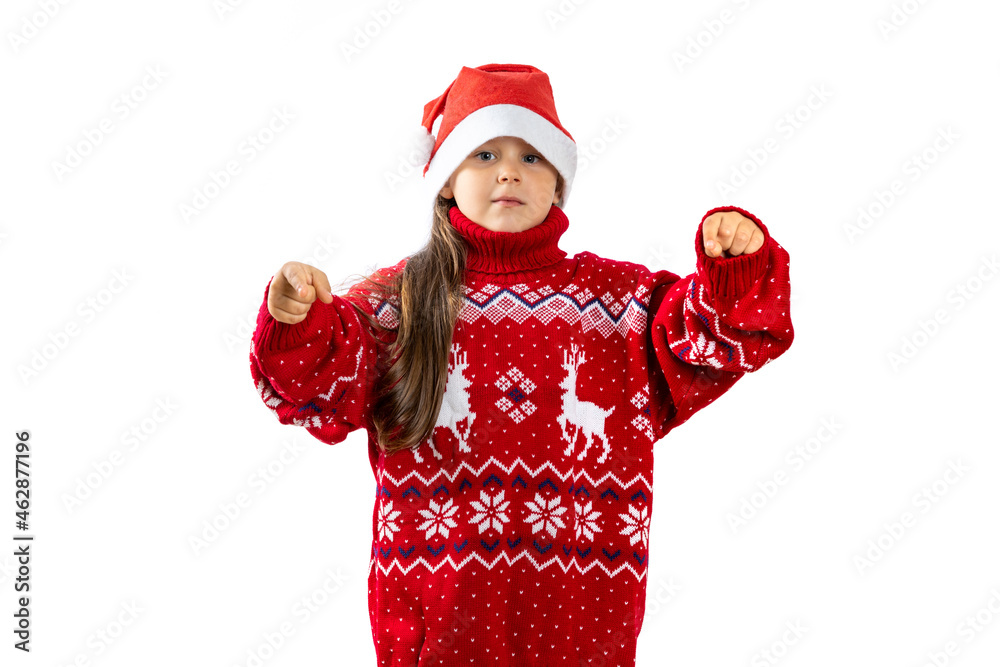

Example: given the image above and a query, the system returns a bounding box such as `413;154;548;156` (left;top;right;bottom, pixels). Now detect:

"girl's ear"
439;180;453;199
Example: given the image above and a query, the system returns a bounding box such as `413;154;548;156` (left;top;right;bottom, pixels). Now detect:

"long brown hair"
340;175;564;457
336;193;466;457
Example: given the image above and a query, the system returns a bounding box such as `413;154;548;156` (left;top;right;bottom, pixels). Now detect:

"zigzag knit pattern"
371;457;655;580
249;203;794;666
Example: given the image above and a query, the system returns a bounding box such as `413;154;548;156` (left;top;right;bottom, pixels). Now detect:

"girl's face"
439;136;563;233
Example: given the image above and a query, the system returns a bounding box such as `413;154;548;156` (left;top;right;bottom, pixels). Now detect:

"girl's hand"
702;210;765;258
267;261;335;324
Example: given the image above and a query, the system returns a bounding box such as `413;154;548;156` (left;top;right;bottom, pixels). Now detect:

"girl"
250;63;793;666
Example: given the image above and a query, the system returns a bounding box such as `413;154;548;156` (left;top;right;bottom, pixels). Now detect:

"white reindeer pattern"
556;343;615;463
412;343;477;462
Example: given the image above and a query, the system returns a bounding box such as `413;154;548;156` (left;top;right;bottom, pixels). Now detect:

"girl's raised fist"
267;261;334;324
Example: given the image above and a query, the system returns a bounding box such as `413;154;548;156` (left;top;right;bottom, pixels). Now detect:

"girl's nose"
498;157;521;183
498;168;520;183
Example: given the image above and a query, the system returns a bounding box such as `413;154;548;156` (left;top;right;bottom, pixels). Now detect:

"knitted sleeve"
248;275;393;447
646;206;794;440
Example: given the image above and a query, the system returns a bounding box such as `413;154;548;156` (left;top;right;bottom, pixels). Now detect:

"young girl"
250;63;793;666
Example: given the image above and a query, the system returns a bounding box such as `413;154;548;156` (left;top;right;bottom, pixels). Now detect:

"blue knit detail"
630;490;648;503
533;540;552;554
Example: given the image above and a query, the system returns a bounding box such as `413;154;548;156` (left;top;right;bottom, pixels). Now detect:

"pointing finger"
279;263;313;302
702;213;723;257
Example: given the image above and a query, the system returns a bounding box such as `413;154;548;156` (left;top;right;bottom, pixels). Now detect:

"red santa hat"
414;63;578;221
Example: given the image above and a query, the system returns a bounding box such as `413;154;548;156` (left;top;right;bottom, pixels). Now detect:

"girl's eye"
476;151;542;164
473;151;544;164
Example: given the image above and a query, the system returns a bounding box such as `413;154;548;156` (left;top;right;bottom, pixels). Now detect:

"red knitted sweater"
249;203;793;666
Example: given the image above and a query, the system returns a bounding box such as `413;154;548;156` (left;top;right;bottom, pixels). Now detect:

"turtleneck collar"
448;204;570;276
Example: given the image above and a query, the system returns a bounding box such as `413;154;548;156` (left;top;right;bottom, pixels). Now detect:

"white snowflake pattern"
376;500;402;542
416;498;460;539
469;490;511;534
574;500;602;542
524;493;568;539
685;332;722;367
619;503;650;549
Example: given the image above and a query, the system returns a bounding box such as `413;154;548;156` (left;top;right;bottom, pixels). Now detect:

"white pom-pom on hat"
411;126;436;173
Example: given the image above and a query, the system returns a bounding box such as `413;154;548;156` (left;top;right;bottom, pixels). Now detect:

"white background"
2;0;999;665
